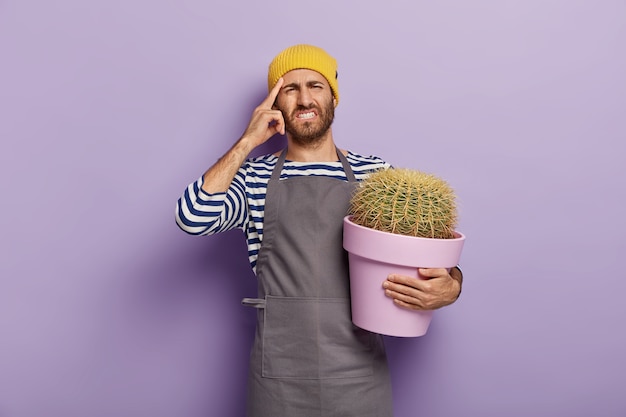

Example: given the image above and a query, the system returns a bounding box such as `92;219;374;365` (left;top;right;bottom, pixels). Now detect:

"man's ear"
333;98;338;107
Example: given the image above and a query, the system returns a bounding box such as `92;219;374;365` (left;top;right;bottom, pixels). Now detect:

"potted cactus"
343;168;465;337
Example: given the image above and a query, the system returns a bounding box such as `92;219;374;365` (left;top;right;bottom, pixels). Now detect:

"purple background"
1;0;625;416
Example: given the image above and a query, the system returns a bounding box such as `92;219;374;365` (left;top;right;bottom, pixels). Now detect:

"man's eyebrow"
281;80;325;90
282;82;300;89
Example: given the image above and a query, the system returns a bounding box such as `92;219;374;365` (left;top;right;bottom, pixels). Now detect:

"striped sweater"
175;150;390;273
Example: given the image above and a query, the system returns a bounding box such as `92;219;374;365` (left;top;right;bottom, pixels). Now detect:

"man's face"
274;69;336;145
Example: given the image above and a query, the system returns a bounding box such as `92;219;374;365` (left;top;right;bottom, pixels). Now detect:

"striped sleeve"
175;150;390;273
346;152;391;178
175;168;249;235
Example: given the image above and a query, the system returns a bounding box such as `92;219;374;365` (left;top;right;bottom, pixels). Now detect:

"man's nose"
297;89;314;107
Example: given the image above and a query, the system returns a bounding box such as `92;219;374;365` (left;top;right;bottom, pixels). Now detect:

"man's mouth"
296;111;317;120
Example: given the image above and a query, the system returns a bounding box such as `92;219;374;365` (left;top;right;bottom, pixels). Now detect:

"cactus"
349;168;458;239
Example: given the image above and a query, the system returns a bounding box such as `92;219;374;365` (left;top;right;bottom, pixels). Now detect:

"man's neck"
284;132;343;162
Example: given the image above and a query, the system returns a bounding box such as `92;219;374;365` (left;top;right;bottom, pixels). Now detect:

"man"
176;44;462;417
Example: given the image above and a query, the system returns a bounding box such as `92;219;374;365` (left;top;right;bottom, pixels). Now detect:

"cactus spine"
349;168;458;239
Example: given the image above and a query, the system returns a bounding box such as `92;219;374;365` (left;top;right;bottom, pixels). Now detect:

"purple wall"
1;0;625;416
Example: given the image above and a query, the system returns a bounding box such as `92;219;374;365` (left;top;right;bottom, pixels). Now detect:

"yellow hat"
268;44;340;104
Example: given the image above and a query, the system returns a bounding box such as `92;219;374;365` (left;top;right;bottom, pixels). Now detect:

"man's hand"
382;267;463;310
201;78;286;194
240;77;286;148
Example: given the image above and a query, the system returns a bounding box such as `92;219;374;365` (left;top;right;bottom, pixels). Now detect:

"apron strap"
337;148;357;183
271;148;288;180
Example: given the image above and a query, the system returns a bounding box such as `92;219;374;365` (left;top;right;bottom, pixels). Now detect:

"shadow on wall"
89;227;259;416
383;317;452;407
137;230;257;322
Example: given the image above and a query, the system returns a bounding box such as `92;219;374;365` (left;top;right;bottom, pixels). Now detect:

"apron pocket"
262;295;375;379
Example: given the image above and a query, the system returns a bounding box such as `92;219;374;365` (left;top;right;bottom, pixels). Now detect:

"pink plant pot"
343;216;466;337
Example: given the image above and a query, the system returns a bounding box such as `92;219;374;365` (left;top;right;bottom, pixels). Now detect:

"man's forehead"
282;68;329;85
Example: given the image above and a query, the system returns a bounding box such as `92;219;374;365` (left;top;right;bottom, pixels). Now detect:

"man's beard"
281;98;335;146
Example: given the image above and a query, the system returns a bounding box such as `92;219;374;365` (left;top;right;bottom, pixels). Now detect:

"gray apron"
242;148;393;417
